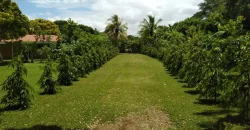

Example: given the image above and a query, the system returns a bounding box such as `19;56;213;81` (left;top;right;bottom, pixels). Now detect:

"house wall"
0;42;13;59
0;41;58;60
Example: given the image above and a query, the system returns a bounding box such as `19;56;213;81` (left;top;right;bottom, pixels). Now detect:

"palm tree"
104;14;128;45
139;15;162;38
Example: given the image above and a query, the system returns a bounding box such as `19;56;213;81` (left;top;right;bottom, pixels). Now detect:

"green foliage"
36;45;52;61
140;12;250;123
21;42;32;63
1;55;33;109
54;19;99;43
38;56;57;94
55;32;119;86
125;35;141;53
30;18;60;36
57;50;74;86
0;0;29;40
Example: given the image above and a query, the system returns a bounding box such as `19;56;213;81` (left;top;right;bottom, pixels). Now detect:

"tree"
139;15;162;38
104;14;128;46
57;50;74;86
29;18;60;63
37;45;52;61
38;56;57;94
54;19;78;43
30;19;60;37
0;0;29;62
1;55;33;109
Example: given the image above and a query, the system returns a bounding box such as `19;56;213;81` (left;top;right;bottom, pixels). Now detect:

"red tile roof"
1;35;58;42
20;35;58;42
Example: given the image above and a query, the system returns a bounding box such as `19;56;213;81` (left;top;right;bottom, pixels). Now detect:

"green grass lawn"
0;54;247;129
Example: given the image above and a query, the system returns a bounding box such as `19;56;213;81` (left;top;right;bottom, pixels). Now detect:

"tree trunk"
31;51;34;63
0;51;3;63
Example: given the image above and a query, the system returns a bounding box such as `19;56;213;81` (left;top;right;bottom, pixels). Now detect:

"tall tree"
104;14;128;46
0;0;29;62
139;15;162;38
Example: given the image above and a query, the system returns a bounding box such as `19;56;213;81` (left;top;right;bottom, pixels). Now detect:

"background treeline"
138;0;250;128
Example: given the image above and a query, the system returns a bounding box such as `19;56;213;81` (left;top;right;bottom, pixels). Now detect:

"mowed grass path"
0;54;229;129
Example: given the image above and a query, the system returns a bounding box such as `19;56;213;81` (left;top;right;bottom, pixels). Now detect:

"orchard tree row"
139;0;250;123
0;0;121;109
1;33;119;109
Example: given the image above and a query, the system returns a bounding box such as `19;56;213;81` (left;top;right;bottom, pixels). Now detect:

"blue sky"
13;0;204;35
14;0;61;19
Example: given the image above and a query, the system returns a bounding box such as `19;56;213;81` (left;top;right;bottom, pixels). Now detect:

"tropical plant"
1;55;33;109
104;14;128;46
139;15;162;38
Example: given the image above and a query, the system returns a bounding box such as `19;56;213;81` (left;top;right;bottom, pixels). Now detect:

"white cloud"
28;0;204;35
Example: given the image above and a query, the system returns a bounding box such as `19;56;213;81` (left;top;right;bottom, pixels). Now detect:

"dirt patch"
89;107;172;130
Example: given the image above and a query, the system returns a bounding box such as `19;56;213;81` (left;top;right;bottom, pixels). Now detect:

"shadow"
194;99;220;106
181;84;189;88
185;90;200;95
0;105;25;112
197;121;215;130
39;92;56;96
0;61;11;66
0;110;3;125
177;80;187;83
165;70;175;76
194;110;235;117
197;115;250;130
6;125;63;130
216;115;250;125
197;121;218;130
174;77;179;80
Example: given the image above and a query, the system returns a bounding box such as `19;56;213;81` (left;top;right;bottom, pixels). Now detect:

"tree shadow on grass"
197;115;250;130
0;106;21;112
6;125;63;130
0;110;3;125
6;125;91;130
194;109;235;117
197;121;216;130
194;99;220;106
185;89;200;95
177;80;186;83
0;61;11;66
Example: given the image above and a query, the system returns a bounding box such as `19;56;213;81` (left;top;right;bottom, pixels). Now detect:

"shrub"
38;56;58;94
1;55;33;109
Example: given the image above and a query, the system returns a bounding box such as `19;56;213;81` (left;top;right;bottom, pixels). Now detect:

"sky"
13;0;204;35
